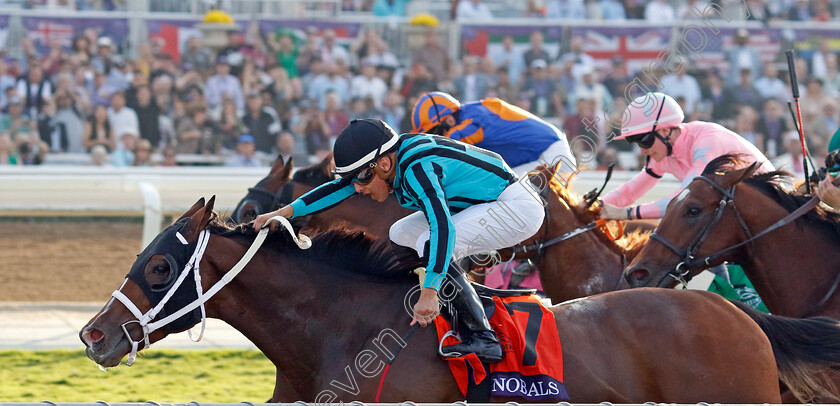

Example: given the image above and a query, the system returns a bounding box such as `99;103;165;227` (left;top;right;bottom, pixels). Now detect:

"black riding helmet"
333;118;400;178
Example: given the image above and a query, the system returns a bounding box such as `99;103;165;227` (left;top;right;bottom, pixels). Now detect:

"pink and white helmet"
615;92;684;140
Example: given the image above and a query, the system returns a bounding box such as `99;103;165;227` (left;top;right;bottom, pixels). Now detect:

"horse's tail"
731;300;840;402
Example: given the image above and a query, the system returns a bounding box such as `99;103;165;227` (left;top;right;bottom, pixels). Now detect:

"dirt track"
0;220;140;302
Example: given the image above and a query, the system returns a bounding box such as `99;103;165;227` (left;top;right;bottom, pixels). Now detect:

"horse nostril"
81;328;105;348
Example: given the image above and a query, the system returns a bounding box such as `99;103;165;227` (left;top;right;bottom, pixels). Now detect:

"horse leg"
555;289;781;403
271;369;303;402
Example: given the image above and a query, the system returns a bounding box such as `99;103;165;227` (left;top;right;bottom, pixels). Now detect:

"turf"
0;349;277;402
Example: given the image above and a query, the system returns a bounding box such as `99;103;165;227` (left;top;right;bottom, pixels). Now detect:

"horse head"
80;197;219;367
232;156;295;224
624;155;759;289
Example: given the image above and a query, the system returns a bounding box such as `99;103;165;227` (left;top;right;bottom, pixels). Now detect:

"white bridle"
109;216;311;366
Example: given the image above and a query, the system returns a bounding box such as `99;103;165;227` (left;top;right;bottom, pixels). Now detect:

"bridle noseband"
234;181;295;222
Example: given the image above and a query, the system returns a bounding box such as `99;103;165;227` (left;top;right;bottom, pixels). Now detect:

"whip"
786;49;811;193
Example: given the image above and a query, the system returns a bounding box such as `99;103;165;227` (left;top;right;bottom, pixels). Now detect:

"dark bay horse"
80;197;840;403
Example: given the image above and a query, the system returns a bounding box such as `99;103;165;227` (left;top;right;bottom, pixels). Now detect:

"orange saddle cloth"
433;294;569;402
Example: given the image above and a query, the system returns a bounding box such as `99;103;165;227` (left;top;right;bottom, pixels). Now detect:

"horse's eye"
687;207;702;217
152;264;168;275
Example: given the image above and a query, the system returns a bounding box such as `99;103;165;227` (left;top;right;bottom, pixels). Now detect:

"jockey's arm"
253;177;356;231
404;163;456;292
601;169;661;219
446;119;484;145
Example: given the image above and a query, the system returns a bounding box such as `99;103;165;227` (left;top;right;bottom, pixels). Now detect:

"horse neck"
733;186;840;317
539;211;628;303
202;236;415;398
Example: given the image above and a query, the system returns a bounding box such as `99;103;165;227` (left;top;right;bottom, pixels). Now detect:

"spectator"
724;29;762;86
160;145;178;166
520;59;562;117
659;57;702;115
456;0;495;20
319;29;351;65
181;37;214;75
242;91;282;154
293;101;331;160
217;97;245;150
812;0;835;21
596;0;627;20
372;0;409;16
176;102;219;154
16;64;53;118
91;71;115;107
546;0;585;19
734;106;759;146
0;59;16;111
801;78;831;123
272;34;299;79
488;67;519;103
381;90;405;131
676;0;710;19
366;38;400;72
351;58;388;109
703;72;728;122
771;132;806;180
88;144;108;166
602;56;631;97
91;36;115;74
128;85;161;149
755;98;790;157
50;90;85;153
14;132;48;165
644;0;675;21
323;91;350;138
453;55;491;102
0;97;35;141
810;98;839;144
275;130;297;163
0;133;19;165
151;74;176;116
112;133;136;167
574;66;611;117
308;61;350;111
132;138;153;166
490;35;525;87
787;0;811;21
564;95;600;151
721;68;762;120
296;28;322;78
523;31;551;77
107;91;139;147
754;63;787;102
559;36;595;83
83;103;115;152
524;0;546;17
71;35;93;66
412;30;451;84
266;66;298;125
811;40;834;81
226;134;263;167
41;37;70;77
825;54;840;97
400;62;437;99
205;55;245;113
596;146;620;170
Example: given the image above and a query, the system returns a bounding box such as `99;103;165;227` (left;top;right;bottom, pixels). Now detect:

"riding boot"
440;271;503;364
510;259;536;287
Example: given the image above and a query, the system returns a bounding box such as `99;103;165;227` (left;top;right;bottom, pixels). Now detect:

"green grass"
0;350;276;402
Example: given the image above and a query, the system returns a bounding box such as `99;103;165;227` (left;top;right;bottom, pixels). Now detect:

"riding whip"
786;49;811;193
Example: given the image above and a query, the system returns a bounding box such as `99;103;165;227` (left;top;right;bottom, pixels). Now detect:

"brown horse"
625;154;840;318
80;197;840;403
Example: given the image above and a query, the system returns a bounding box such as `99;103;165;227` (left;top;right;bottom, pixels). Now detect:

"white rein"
110;216;311;366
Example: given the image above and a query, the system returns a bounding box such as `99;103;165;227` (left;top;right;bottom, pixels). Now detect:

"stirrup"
438;329;462;358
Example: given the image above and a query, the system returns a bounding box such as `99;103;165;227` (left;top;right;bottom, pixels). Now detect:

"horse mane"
292;159;335;186
706;154;840;235
542;168;650;258
207;215;422;280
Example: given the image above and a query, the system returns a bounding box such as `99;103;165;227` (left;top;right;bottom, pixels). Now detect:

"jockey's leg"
510;140;577;177
389;211;429;249
439;270;503;363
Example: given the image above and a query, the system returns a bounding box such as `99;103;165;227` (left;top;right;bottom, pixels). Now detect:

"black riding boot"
440;272;503;363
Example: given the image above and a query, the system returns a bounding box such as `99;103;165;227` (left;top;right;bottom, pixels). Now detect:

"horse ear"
268;154;294;184
321;153;336;177
179;196;216;242
721;162;759;189
176;197;206;222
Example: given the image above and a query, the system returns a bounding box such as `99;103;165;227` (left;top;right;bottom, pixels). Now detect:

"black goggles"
627;132;657;149
346;162;377;185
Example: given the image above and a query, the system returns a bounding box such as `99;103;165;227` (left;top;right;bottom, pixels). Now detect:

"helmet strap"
653;128;674;156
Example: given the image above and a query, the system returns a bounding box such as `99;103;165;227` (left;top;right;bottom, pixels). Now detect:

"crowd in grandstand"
0;0;838;175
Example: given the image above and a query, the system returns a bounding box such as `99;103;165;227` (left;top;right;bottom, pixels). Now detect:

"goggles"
627;132;657;149
350;162;377;185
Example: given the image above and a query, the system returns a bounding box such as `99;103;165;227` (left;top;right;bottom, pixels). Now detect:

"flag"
693;28;781;73
147;20;202;63
577;27;671;73
21;16;128;55
0;16;8;50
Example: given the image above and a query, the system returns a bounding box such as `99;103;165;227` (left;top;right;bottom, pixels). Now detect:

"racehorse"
624;154;840;318
231;155;413;237
80;197;840;403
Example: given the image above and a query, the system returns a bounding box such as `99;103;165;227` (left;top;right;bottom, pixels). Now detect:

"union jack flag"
692;28;781;73
576;27;672;73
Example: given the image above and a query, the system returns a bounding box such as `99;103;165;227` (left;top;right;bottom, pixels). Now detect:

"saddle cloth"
433;294;569;402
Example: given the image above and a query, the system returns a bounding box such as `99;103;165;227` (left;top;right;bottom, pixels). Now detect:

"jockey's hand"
817;174;840;209
252;205;294;233
601;203;629;220
410;287;440;327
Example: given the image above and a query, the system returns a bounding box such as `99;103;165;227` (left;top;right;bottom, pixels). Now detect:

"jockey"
602;92;773;311
411;91;576;176
600;92;775;220
817;128;840;208
253;118;544;363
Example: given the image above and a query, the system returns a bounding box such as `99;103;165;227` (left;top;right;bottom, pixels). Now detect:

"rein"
513;218;614;255
111;216;311;366
649;175;820;288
